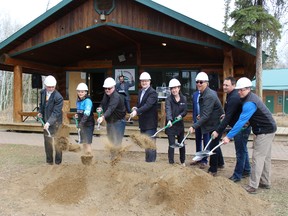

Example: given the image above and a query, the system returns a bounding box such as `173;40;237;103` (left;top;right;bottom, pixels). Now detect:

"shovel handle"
203;135;214;151
209;141;224;154
73;116;79;128
37;116;45;126
179;131;190;146
151;118;182;137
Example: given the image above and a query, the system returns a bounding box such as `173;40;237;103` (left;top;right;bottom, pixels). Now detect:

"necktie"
196;91;200;115
140;89;145;103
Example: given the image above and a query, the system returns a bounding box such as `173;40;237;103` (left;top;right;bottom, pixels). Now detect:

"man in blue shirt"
222;77;277;194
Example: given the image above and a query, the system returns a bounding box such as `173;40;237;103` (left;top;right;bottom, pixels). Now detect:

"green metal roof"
0;0;256;56
252;68;288;90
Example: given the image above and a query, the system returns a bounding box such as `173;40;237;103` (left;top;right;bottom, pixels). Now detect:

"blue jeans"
232;126;251;179
107;119;126;146
195;127;210;164
140;128;157;162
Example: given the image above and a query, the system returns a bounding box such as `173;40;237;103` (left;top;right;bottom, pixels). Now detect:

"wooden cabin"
0;0;258;123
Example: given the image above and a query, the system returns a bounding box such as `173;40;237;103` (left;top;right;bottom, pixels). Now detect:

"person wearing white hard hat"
222;77;277;194
211;77;252;183
190;89;210;169
188;72;225;176
38;75;64;165
97;77;126;147
165;78;187;166
75;83;95;158
130;71;158;162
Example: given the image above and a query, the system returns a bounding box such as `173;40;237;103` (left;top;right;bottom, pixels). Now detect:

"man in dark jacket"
188;72;224;175
223;77;277;194
212;77;251;182
191;90;210;168
38;75;63;165
130;72;158;162
116;75;135;113
97;77;126;146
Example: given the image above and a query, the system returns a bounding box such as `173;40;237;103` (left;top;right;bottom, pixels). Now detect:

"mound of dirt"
1;157;271;216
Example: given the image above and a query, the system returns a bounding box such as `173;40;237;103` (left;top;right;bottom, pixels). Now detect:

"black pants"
208;132;224;173
167;132;185;164
44;124;62;164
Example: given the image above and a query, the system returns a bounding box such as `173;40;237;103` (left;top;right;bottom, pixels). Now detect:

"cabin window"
94;0;115;15
278;96;283;105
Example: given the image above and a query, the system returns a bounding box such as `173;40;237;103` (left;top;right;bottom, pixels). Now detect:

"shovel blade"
170;142;184;148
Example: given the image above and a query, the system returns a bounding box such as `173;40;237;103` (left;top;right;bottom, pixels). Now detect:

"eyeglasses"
105;87;112;90
196;81;206;84
238;88;247;92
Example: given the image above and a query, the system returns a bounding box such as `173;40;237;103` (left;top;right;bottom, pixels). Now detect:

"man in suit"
130;72;158;162
188;72;225;176
115;75;135;113
190;90;210;169
38;75;63;165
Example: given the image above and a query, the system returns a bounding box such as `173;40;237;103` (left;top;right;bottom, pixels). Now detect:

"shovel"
151;118;182;138
73;117;81;144
193;141;224;161
96;111;102;130
170;131;190;148
37;116;52;137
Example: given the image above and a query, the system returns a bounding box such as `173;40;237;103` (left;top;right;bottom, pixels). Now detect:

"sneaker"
229;176;241;182
242;171;250;178
259;183;271;189
208;171;217;177
181;163;186;167
243;185;257;194
190;161;200;166
199;163;207;169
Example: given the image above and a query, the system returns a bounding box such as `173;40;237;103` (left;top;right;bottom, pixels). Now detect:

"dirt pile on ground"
0;149;272;216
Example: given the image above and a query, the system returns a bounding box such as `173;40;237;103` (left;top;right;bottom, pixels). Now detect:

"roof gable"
0;0;256;56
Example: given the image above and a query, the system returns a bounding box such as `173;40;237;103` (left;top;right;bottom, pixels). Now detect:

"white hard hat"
235;77;252;89
103;77;116;88
169;78;181;88
139;72;151;80
44;75;57;86
195;72;209;81
76;83;88;91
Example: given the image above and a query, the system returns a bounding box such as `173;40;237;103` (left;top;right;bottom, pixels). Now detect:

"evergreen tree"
228;0;282;99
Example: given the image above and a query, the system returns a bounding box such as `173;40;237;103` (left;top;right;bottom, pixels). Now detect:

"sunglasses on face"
196;81;205;84
105;87;112;90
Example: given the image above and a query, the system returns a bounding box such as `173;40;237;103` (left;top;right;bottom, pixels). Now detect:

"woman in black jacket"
165;78;187;166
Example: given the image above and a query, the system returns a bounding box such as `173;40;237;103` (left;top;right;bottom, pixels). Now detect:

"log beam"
13;65;23;123
0;53;60;73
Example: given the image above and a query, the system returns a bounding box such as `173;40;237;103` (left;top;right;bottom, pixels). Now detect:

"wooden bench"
18;111;38;122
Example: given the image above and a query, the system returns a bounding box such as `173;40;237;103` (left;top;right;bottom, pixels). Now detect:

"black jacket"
192;87;224;134
216;89;242;134
165;93;187;135
101;90;126;123
39;89;63;126
137;86;158;131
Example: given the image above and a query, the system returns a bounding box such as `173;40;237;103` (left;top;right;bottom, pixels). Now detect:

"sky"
0;0;227;31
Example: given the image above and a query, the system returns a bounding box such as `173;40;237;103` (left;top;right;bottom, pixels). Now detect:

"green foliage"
229;5;281;44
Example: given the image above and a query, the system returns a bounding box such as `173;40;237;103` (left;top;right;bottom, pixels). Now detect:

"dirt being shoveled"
130;133;156;149
0;144;277;216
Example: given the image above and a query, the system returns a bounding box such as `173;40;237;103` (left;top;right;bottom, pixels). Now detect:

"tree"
228;0;282;99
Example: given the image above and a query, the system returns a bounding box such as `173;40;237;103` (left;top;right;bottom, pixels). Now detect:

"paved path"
1;130;287;161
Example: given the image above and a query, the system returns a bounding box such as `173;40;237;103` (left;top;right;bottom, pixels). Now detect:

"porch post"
13;65;23;122
223;48;234;103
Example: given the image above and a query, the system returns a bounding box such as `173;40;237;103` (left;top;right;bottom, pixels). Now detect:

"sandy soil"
0;140;288;216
